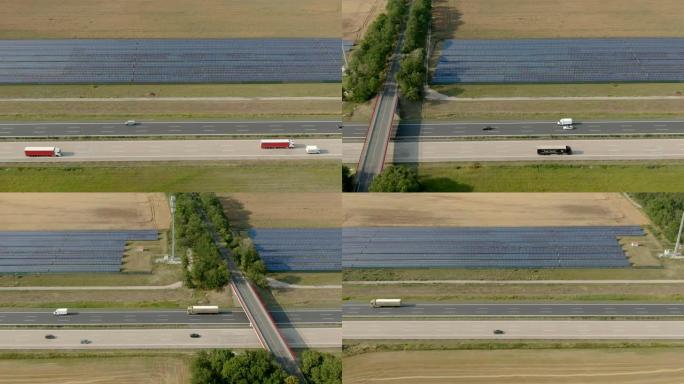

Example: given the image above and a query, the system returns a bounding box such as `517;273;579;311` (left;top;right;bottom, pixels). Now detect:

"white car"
562;125;575;130
306;145;321;154
124;120;138;126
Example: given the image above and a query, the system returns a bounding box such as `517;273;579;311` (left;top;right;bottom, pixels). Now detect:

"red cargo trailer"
260;139;295;149
24;147;62;157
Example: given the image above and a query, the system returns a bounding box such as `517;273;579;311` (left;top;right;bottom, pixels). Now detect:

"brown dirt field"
221;193;342;230
343;193;649;227
344;348;684;384
0;356;190;384
0;99;340;121
0;193;170;231
0;0;340;38
437;0;684;39
343;0;386;41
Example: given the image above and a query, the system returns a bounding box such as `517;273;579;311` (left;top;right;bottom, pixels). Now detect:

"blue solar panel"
433;38;684;84
0;230;158;273
343;226;641;269
249;228;341;271
0;39;342;84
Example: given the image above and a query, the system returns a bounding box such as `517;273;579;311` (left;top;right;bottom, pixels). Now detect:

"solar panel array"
0;39;341;84
249;228;341;271
0;230;158;273
343;226;643;269
433;38;684;84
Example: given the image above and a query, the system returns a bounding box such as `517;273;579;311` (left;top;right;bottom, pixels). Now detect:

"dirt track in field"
343;193;649;227
0;193;170;230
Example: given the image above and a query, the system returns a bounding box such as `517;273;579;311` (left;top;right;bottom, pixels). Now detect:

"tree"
397;48;426;101
342;165;354;192
301;350;342;384
190;349;291;384
285;376;300;384
369;165;421;192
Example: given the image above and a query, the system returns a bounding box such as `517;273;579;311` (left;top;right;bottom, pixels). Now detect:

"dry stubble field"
0;0;340;38
342;0;386;41
343;348;684;384
435;0;684;39
0;193;170;230
343;193;648;227
0;355;190;384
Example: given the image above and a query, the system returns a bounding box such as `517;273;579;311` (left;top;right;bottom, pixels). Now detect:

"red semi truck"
24;146;62;157
260;139;295;149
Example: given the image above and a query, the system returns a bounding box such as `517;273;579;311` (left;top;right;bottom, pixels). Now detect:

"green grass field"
0;161;340;192
415;162;684;192
0;84;340;98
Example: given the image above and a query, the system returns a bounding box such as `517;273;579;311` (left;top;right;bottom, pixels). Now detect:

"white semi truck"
370;299;402;308
187;305;220;315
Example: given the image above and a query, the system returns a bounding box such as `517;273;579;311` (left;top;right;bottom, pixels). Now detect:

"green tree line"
398;0;431;101
632;193;684;242
343;0;408;102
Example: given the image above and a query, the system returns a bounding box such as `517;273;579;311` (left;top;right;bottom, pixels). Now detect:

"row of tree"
343;0;407;102
190;349;342;384
632;193;684;242
398;0;432;101
175;193;230;290
192;193;269;288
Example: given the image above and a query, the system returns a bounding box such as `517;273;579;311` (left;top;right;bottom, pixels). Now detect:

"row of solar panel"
345;260;631;268
0;39;341;84
0;265;121;273
250;228;341;272
433;38;684;84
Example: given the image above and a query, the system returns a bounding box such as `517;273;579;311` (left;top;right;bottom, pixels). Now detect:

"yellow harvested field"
437;0;684;39
0;0;340;38
343;193;649;227
344;348;684;384
0;193;170;230
221;193;342;230
343;0;386;41
0;355;190;384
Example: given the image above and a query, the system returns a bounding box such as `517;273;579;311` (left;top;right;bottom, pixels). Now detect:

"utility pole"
170;195;176;260
674;210;684;256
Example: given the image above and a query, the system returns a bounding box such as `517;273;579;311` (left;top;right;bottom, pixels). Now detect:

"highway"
343;138;684;163
200;207;303;378
0;309;341;326
343;120;684;139
344;320;684;340
343;303;684;318
354;32;404;192
0;327;340;349
0;120;341;138
0;139;341;162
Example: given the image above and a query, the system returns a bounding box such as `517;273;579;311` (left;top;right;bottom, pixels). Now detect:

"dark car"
190;333;201;338
80;339;92;344
493;329;505;335
482;126;496;131
44;334;56;340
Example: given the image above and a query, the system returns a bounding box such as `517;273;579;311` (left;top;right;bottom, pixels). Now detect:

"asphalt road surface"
354;32;403;192
0;120;341;138
343;120;684;139
343;320;684;340
343;138;684;162
0;327;340;349
343;303;684;317
0;139;340;162
0;309;341;326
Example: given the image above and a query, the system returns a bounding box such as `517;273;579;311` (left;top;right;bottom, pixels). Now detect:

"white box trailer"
187;305;219;315
53;308;69;316
557;118;573;126
370;299;402;308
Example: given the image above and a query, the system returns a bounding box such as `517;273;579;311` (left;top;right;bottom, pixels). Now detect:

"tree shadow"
432;1;464;41
419;176;474;192
219;195;252;233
